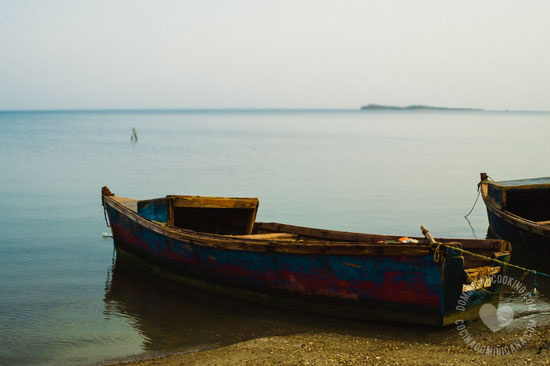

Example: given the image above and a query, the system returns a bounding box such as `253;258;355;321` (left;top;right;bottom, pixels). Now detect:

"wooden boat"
481;172;550;251
101;186;511;326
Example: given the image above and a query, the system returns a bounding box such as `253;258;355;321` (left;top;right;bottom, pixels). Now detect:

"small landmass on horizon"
360;104;483;111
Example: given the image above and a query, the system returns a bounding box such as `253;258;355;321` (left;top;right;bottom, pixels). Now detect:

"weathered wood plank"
257;222;508;251
465;266;501;283
232;233;298;240
169;195;259;209
112;196;138;212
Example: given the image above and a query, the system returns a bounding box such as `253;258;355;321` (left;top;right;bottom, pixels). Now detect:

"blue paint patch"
138;198;169;223
487;184;504;209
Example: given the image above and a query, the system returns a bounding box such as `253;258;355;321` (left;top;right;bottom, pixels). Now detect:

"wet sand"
106;324;550;366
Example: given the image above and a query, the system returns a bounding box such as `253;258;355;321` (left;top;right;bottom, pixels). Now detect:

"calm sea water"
1;110;549;365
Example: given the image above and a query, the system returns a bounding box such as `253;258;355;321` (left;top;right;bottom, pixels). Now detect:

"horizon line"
1;107;549;113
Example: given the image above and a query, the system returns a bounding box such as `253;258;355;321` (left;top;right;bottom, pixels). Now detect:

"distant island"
360;104;483;111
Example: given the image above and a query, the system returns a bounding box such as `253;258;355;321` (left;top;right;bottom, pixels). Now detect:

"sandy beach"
106;323;550;366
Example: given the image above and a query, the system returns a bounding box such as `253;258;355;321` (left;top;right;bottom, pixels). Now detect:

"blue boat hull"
485;204;550;251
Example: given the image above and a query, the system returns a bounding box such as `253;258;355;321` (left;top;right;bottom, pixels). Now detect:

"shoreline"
105;323;550;366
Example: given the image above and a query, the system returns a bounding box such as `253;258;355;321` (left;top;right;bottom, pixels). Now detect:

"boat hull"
485;203;550;250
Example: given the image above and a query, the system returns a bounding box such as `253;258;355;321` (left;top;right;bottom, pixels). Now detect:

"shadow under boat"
104;255;353;352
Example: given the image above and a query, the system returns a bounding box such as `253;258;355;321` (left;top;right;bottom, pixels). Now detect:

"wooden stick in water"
131;128;138;142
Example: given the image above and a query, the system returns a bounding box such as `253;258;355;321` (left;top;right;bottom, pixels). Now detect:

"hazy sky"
1;0;549;110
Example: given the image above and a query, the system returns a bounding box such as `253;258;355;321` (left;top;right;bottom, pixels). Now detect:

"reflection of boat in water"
101;186;511;326
486;225;550;298
104;256;318;351
481;173;550;253
484;227;550;323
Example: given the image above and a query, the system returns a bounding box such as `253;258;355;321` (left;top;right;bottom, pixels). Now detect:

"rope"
433;242;442;263
464;175;494;219
101;197;111;228
101;187;113;228
434;242;497;294
103;205;111;228
532;270;538;296
433;241;550;296
464;188;481;219
434;242;550;277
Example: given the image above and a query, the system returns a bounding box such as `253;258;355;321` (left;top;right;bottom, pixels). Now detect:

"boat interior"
483;177;550;224
504;188;550;223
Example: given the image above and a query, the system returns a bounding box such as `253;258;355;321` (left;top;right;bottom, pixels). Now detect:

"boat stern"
441;241;511;326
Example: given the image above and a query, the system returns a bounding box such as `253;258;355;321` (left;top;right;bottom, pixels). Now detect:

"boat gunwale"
483;179;550;191
104;193;508;257
255;222;507;251
104;194;436;256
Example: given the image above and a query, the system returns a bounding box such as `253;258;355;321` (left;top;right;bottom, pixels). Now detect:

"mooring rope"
101;187;113;228
103;207;111;228
433;241;550;296
464;175;494;219
464;188;481;219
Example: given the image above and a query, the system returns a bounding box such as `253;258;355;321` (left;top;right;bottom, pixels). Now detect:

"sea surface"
1;109;549;365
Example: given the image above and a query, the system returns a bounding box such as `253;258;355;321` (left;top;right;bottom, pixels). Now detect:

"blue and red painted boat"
481;172;550;252
101;186;510;326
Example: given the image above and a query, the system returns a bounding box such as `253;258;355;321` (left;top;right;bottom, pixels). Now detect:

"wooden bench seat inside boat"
232;233;299;240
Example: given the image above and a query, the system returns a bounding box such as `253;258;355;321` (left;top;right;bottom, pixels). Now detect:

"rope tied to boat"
464;187;481;219
432;241;549;296
464;174;494;219
433;241;442;263
101;186;114;228
532;270;538;297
